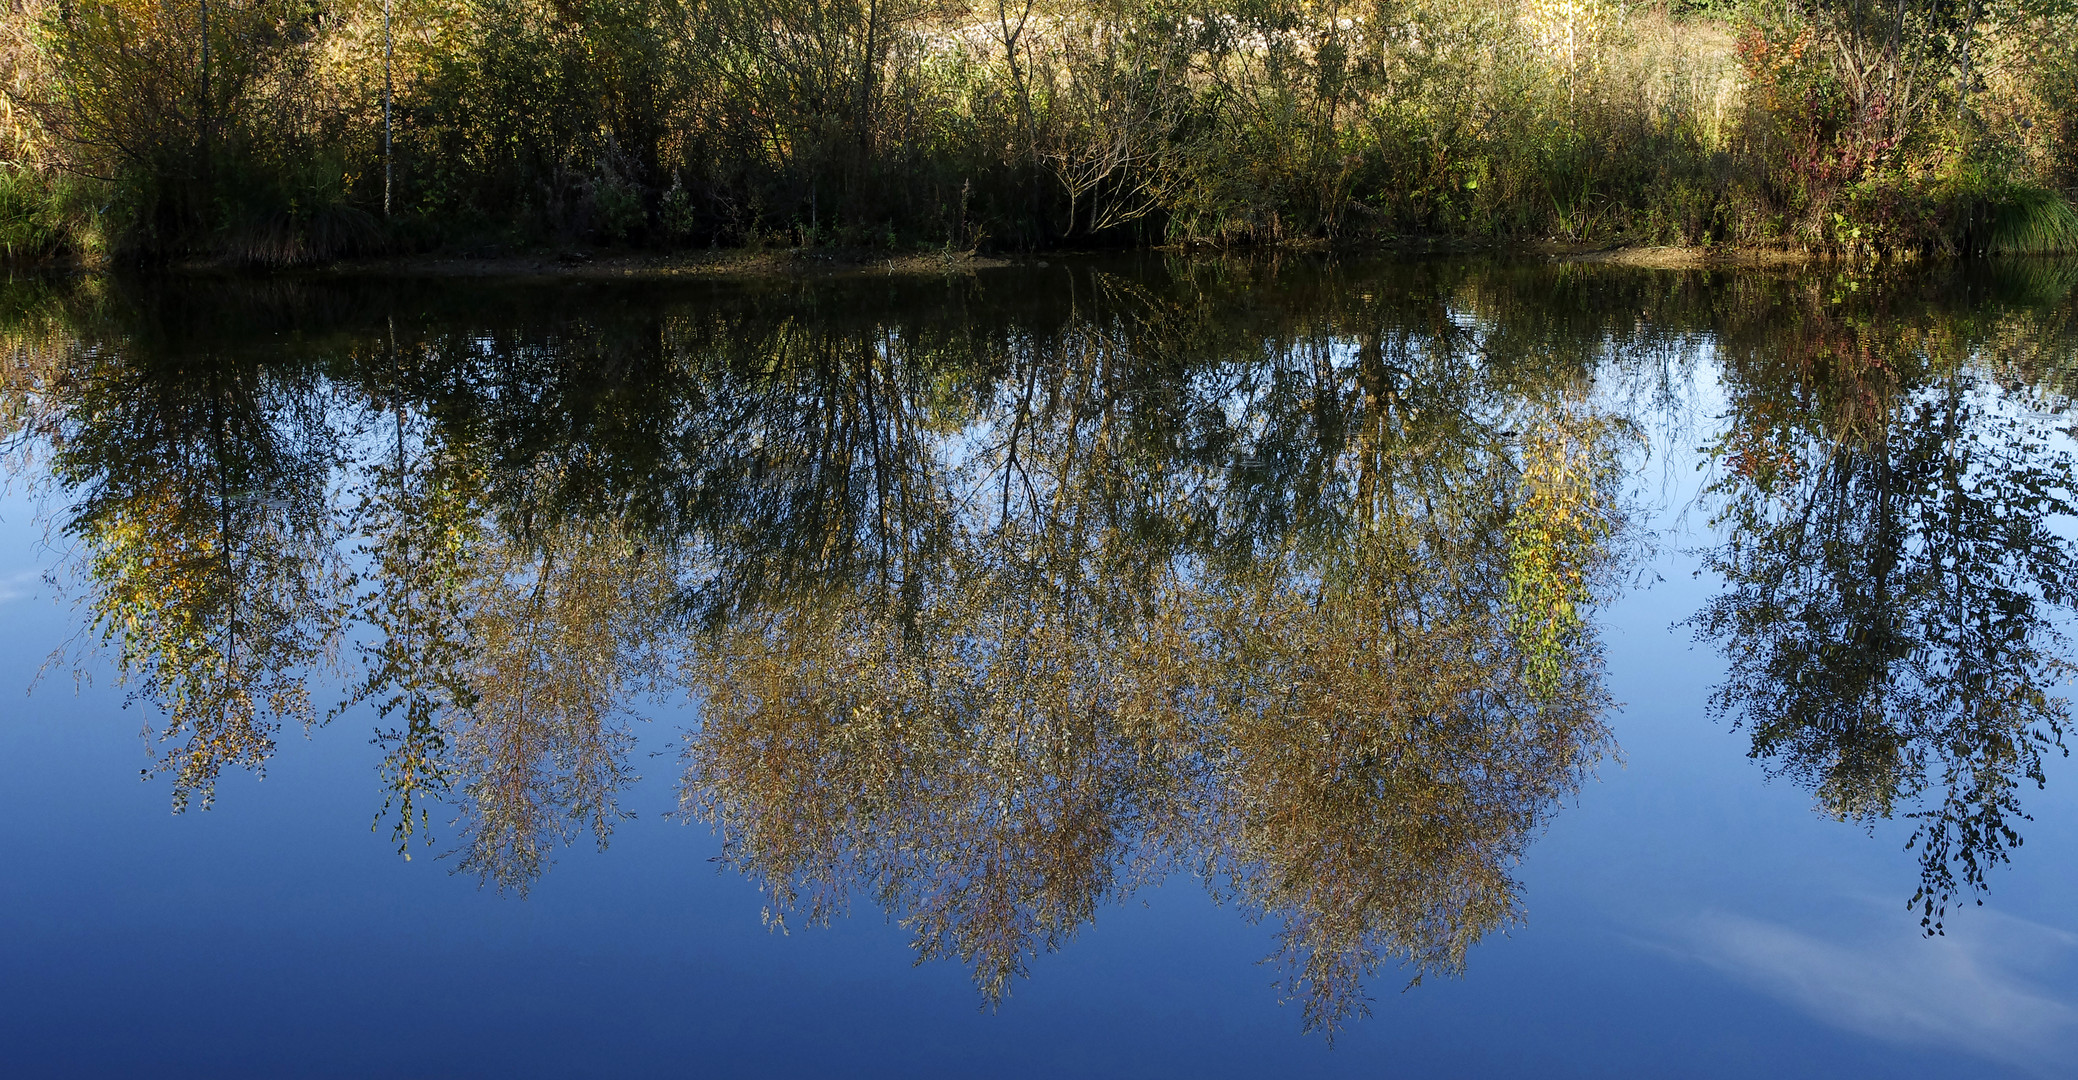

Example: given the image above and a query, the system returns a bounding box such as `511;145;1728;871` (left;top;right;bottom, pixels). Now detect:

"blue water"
3;266;2075;1078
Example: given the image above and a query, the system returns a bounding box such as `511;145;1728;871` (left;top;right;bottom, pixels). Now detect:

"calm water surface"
4;257;2078;1076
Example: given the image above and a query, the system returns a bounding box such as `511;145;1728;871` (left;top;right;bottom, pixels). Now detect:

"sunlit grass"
1991;186;2078;255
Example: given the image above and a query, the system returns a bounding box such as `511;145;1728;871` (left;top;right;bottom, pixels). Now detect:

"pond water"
4;257;2078;1077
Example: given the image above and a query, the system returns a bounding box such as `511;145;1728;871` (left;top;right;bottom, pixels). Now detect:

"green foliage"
0;165;68;258
0;0;2065;255
1722;0;2078;253
0;0;1802;252
17;0;382;261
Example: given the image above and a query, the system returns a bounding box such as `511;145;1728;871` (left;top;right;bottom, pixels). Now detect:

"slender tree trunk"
1956;0;1979;123
995;0;1038;169
385;0;395;216
199;0;211;218
857;0;879;158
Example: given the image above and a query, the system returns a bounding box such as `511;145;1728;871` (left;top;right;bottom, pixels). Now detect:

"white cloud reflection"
1678;905;2078;1075
0;568;39;603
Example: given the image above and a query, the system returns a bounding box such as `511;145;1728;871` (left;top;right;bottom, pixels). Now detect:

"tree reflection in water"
679;289;1626;1030
12;330;348;810
5;261;2076;1031
1692;269;2078;935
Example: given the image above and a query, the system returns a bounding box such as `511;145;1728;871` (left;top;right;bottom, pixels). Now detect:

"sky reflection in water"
3;257;2078;1076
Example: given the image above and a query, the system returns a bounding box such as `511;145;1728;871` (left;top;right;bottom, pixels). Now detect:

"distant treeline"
0;0;2075;262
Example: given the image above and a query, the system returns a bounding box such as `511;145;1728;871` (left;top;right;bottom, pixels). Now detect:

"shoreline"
5;241;1843;281
304;240;1826;279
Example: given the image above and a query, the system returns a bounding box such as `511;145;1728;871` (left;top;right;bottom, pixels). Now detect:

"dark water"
4;257;2078;1077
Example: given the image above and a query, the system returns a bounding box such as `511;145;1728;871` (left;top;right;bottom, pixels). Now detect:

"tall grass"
0;166;59;259
1992;186;2078;255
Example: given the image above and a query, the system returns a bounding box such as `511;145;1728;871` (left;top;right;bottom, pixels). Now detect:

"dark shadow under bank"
290;240;1824;281
8;247;2074;337
0;237;1876;283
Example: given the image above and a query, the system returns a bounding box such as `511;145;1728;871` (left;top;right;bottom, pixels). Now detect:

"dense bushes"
1723;0;2078;255
0;0;2072;261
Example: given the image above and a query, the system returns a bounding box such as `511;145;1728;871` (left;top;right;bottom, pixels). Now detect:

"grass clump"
1991;186;2078;254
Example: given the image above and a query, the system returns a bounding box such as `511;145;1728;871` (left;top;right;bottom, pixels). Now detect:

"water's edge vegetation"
1;0;2076;264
